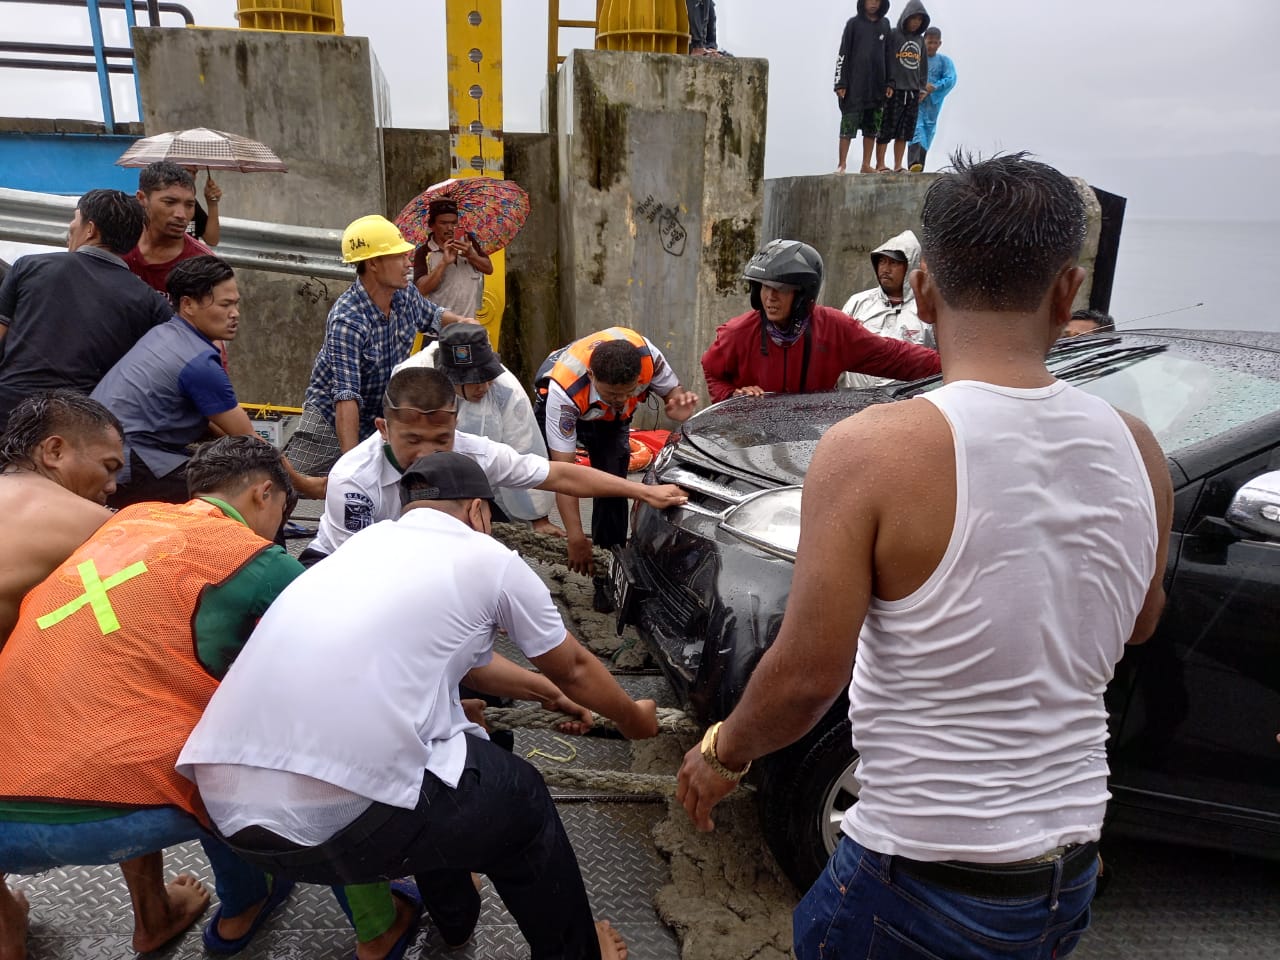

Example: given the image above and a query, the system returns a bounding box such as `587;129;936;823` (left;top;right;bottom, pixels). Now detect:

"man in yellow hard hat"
284;215;473;477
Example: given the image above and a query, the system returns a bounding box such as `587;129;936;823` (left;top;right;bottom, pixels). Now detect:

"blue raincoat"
911;53;956;150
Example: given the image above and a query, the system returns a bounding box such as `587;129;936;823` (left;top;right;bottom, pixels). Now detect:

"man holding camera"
413;199;492;317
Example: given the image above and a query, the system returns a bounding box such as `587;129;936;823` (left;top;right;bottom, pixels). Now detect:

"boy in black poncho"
877;0;931;172
833;0;892;174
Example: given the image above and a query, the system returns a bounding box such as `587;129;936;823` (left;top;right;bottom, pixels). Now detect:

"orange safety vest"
0;499;269;819
543;327;656;422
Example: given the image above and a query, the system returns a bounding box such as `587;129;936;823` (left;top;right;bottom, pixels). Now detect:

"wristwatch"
700;721;750;782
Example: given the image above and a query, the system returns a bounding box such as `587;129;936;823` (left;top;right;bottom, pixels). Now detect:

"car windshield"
905;336;1280;456
1047;339;1280;454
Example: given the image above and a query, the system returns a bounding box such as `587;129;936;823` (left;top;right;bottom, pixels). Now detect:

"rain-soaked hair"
77;189;146;255
1070;308;1115;332
589;340;643;386
167;255;235;309
137;161;195;196
920;152;1087;313
384;367;455;416
186;435;296;517
0;391;122;470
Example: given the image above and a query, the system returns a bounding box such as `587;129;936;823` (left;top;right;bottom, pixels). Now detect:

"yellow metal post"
445;0;506;348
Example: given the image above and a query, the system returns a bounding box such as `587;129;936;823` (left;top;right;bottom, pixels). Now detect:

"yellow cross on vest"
35;559;148;635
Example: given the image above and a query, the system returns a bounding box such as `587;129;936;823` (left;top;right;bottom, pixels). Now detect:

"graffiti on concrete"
636;194;688;257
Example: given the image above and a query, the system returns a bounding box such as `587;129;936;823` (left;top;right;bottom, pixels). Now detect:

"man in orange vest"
0;437;416;960
534;327;699;612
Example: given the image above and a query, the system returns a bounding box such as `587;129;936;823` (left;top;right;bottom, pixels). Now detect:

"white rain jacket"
839;229;935;389
395;344;555;522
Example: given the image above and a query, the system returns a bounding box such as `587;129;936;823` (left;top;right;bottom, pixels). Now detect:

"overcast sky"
3;0;1279;220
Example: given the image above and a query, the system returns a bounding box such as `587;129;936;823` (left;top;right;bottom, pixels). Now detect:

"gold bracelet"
700;721;750;783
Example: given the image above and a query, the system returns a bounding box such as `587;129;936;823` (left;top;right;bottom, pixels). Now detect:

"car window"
1050;342;1280;454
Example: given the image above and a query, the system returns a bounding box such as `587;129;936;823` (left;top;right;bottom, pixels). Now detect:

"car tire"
756;717;860;892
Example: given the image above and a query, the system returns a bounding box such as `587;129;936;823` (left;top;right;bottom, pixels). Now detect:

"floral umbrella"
116;128;287;173
395;177;530;255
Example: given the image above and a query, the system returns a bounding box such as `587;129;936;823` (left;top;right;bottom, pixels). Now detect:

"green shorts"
841;108;883;139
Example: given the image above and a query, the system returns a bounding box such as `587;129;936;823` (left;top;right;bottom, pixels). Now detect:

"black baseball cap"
437;323;505;385
399;451;494;507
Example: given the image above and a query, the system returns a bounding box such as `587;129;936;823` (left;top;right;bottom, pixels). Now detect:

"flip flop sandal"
353;880;424;960
202;875;296;954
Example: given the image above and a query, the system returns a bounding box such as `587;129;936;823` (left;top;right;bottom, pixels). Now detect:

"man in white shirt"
838;229;935;389
297;366;688;566
394;322;560;535
179;452;657;960
675;154;1173;959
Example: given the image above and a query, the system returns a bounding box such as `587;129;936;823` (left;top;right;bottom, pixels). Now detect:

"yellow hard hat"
341;214;414;264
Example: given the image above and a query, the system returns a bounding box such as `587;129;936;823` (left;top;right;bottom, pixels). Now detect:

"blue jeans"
0;806;268;918
794;837;1097;960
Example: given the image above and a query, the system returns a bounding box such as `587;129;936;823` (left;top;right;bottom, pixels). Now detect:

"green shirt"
0;498;304;823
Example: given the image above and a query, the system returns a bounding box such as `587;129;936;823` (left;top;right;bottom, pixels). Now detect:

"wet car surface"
617;328;1280;888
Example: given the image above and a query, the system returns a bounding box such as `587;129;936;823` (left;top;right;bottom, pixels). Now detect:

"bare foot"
595;920;627;960
354;892;418;960
131;875;210;953
0;886;30;960
835;164;846;174
859;165;875;174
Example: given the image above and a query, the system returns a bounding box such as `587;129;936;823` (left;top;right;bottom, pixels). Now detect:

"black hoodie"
833;0;892;115
885;0;930;93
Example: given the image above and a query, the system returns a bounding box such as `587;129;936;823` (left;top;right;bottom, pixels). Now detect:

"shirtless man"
0;392;209;960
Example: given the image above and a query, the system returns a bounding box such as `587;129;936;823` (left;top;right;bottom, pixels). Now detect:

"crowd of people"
0;138;1161;960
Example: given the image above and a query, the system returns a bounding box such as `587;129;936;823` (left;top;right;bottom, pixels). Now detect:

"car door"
1109;446;1280;831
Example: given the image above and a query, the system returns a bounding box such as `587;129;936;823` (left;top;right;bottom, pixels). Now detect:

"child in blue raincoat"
908;26;957;171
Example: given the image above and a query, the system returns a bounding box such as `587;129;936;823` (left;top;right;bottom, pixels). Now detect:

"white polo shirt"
178;507;568;841
309;429;551;556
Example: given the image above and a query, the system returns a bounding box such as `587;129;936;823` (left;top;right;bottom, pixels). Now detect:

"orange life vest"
543;327;656;422
0;499;268;819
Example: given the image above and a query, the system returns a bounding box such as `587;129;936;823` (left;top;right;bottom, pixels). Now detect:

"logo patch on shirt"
343;492;375;532
557;408;578;439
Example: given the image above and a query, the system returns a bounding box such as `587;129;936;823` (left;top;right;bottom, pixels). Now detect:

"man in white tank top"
675;153;1173;960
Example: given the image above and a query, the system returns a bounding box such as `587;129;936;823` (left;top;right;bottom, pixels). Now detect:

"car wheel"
756;718;860;891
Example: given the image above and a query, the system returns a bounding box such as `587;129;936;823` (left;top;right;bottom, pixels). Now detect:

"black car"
615;329;1280;889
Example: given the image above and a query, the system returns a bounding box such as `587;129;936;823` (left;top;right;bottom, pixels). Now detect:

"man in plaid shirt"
286;215;471;478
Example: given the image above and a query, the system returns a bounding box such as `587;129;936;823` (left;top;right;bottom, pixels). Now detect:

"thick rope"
485;704;702;737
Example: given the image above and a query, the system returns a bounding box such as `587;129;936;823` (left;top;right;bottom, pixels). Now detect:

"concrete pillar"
556;49;767;422
764;174;1102;313
131;27;388;228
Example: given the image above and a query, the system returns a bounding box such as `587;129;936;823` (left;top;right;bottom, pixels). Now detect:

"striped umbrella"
116;128;287;173
396;177;530;255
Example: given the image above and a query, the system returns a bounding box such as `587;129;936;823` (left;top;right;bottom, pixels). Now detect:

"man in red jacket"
701;240;940;402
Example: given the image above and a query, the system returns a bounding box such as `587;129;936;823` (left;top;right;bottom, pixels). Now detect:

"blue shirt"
303;278;443;439
91;317;237;480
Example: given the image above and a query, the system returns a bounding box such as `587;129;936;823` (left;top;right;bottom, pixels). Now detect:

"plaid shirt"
303;278;443;438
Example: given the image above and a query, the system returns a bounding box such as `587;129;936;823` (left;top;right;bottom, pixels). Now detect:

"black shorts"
840;107;882;139
877;90;921;144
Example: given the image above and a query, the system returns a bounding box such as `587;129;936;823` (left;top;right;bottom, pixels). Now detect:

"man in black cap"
395;323;560;534
412;199;492;317
181;451;654;960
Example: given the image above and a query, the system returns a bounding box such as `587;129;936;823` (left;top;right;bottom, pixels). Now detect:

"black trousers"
908;143;927;169
107;452;188;509
533;401;632;552
224;735;600;960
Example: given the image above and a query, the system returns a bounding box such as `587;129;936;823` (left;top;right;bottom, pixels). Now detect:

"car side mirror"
1225;470;1280;541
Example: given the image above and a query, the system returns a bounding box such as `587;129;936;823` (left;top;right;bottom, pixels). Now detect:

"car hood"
680;389;897;485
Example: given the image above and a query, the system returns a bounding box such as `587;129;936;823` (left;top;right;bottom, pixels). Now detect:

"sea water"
1110;219;1279;334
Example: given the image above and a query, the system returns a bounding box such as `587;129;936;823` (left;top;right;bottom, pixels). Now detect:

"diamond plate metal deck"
14;801;679;960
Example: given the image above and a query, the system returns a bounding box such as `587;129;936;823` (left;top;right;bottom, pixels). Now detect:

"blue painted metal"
0;132;141;195
84;0;116;131
121;0;144;118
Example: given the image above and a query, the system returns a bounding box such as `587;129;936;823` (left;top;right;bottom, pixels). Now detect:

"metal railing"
0;0;196;132
0;186;349;281
547;0;603;74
